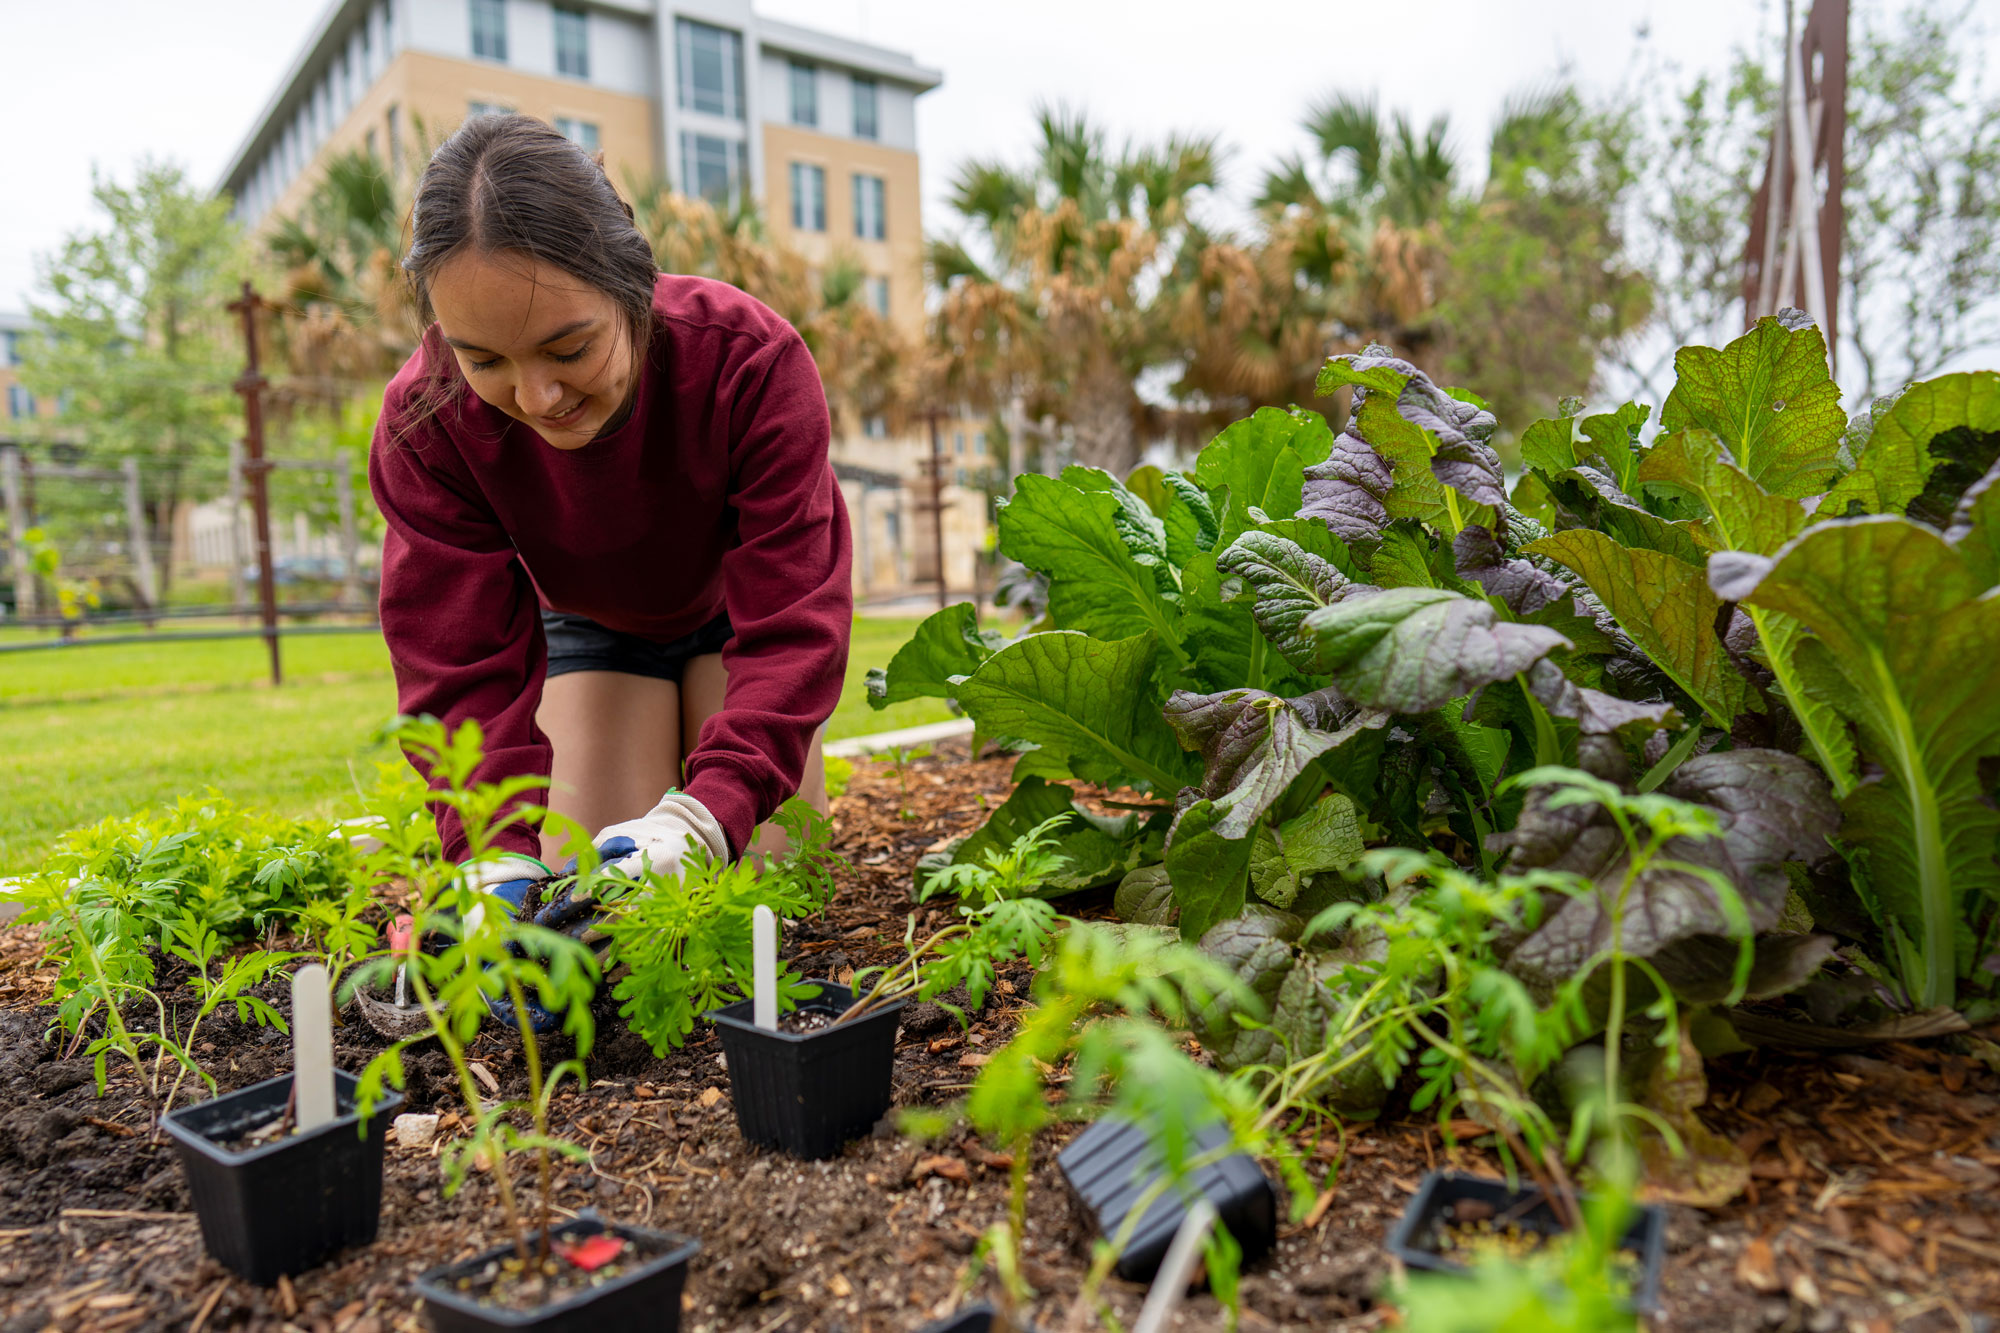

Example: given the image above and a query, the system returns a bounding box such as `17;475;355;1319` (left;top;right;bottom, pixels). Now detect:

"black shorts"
541;609;734;683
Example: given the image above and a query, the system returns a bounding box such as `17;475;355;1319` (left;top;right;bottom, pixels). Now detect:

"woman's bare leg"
535;670;682;865
679;652;827;858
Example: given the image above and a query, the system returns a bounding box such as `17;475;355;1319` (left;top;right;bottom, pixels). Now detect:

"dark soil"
2;740;1998;1332
777;1010;835;1036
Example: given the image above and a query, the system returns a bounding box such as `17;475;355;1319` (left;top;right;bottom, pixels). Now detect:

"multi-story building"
0;311;61;448
217;0;988;597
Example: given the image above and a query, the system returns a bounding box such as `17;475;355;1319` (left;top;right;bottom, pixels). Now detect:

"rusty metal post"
229;282;283;686
925;410;949;610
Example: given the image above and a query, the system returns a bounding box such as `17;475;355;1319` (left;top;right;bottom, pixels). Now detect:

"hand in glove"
455;852;566;1034
590;790;729;884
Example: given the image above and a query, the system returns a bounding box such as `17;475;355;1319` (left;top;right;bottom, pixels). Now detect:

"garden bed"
2;741;1997;1332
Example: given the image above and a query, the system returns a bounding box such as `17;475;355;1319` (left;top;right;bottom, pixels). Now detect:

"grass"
0;616;949;873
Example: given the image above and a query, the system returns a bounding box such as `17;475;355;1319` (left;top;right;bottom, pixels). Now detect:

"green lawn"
0;617;944;873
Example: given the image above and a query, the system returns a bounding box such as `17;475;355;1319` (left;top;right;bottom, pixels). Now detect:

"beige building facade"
219;0;987;600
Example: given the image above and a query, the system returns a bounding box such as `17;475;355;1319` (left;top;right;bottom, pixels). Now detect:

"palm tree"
931;105;1226;475
266;147;417;398
629;182;912;438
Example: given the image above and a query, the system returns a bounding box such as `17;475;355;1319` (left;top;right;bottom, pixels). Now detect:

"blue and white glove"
531;792;730;939
457;852;563;1034
592;790;729;883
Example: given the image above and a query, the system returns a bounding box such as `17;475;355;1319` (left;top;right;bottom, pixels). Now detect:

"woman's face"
426;249;637;450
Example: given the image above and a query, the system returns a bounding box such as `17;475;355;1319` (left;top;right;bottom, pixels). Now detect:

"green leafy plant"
877;317;2000;1032
355;716;599;1267
913;923;1261;1332
841;814;1070;1025
588;799;843;1054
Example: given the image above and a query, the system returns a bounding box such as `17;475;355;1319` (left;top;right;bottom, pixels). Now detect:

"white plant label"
292;963;337;1132
1132;1198;1219;1333
753;905;778;1031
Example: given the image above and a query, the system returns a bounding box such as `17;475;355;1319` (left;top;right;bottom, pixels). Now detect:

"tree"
19;160;250;597
628;185;911;438
267;146;420;395
1612;0;2000;410
1252;87;1648;432
930;105;1226;475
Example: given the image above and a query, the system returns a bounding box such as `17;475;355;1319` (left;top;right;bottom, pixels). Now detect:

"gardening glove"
456;852;568;1036
591;790;730;884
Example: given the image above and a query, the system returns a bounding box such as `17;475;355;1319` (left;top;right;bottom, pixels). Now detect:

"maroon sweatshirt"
369;274;853;861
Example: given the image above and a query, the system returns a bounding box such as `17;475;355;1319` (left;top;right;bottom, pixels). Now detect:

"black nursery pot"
413;1214;700;1333
1384;1171;1668;1315
160;1069;401;1285
706;980;904;1159
1057;1117;1279;1283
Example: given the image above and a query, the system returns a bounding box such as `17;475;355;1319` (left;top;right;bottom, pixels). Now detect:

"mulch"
0;740;1996;1332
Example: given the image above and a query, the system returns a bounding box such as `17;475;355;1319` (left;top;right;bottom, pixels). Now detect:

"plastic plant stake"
1132;1200;1216;1333
292;963;335;1132
389;913;413;1009
753;905;778;1031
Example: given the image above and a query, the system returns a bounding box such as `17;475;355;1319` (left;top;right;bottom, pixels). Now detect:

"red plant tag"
389;914;415;956
554;1234;626;1271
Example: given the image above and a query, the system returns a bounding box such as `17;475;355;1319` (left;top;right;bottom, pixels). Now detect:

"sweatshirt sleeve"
369;405;550;862
681;330;854;855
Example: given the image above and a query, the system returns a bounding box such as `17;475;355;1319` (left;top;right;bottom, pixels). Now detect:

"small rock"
392;1113;439;1149
697;1086;725;1110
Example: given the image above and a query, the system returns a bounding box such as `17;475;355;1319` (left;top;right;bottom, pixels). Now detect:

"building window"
954;431;966;454
8;385;35;420
555;117;599;151
883;509;900;545
852;76;879;139
365;128;378;160
864;413;888;439
790;162;826;232
865;275;889;317
470;0;506;60
853;173;886;240
553;5;588;78
1;331;20;367
468;99;511;119
676;18;744;120
387;103;403;173
681;132;746;206
788;60;817;127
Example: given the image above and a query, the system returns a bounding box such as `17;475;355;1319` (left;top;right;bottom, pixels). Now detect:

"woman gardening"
370;115;852;1027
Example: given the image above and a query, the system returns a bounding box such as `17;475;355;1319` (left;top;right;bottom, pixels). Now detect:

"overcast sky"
3;0;1995;320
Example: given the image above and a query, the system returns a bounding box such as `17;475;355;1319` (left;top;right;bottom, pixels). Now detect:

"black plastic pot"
1384;1171;1668;1314
1056;1116;1279;1283
706;980;904;1160
160;1069;401;1285
413;1214;700;1333
916;1303;1044;1333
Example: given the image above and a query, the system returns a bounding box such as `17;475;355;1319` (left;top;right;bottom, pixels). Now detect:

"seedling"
883;742;932;819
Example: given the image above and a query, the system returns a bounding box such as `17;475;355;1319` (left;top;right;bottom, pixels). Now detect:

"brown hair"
397;113;659;438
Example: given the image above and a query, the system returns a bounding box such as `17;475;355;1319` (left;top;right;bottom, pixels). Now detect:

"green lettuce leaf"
1820;370;2000;519
996;473;1184;652
1725;516;2000;1009
1578;401;1652;494
1635;430;1850;789
953;631;1196;793
1946;458;2000;586
1529;529;1748;725
1193;405;1334;544
932;776;1159;899
1165;798;1255;942
1658;311;1846;499
1300;586;1571;713
1249;793;1367;910
865;601;1004;709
